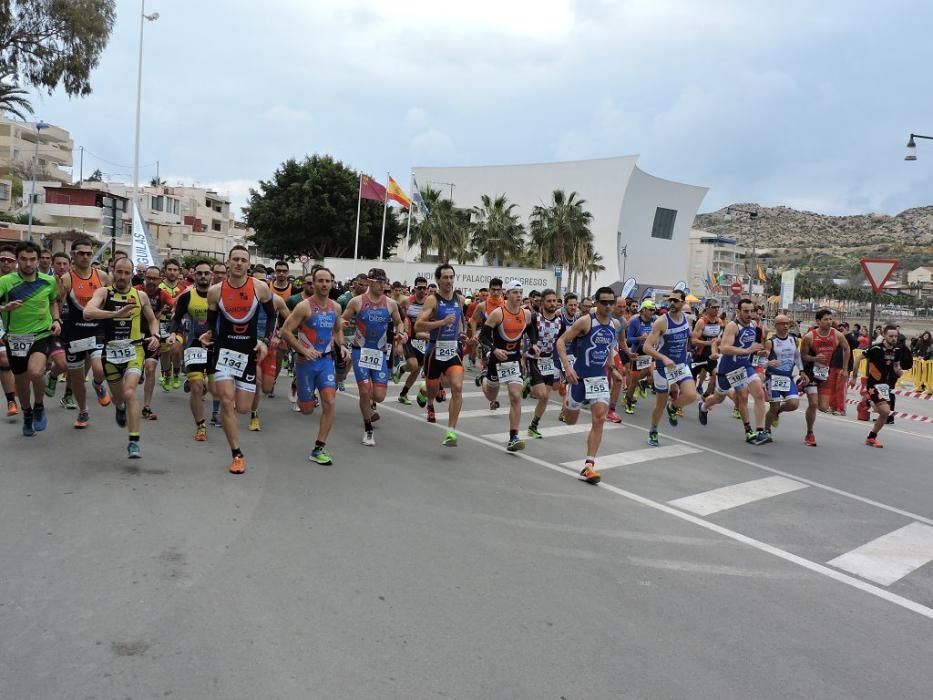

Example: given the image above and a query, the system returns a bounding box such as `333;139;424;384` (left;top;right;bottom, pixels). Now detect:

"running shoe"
885;414;895;425
33;405;47;431
623;399;635;415
160;376;170;392
44;373;57;398
639;379;649;398
416;390;427;408
804;432;817;447
115;403;127;428
528;425;543;439
752;430;773;445
558;408;566;423
426;406;436;423
210;413;222;427
289;385;298;403
579;462;601;484
362;430;375;446
336;382;345;392
698;402;709;426
436;389;446;403
744;430;757;443
443;431;458;447
7;400;18;417
94;382;111;406
74;411;89;429
184;379;191;393
194;425;208;442
142;406;157;421
291;402;301;412
370;410;380;423
398;394;412;406
127;442;141;459
266;390;274;399
22;414;35;437
606;410;623;424
666;401;679;427
172;376;182;390
60;393;77;410
732;408;742;420
865;437;884;448
474;374;483;387
310;446;333;464
249;414;261;431
392;363;403;384
647;430;660;447
229;455;246;474
489;400;500;411
507;436;525;452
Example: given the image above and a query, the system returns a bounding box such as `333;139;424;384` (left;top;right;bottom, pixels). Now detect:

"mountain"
693;204;933;277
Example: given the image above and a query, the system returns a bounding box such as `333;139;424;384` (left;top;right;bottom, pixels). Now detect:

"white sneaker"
289;387;298;403
361;430;375;446
292;402;301;412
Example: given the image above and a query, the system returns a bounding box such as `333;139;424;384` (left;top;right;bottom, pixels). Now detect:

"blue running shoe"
33;404;47;431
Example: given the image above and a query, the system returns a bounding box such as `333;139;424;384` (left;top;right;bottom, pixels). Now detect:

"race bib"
217;347;249;377
411;339;426;354
7;333;34;358
105;339;136;364
496;361;521;381
583;375;610;400
874;383;891;401
159;321;171;339
536;356;556;376
184;346;208;367
812;364;829;381
68;336;98;354
358;347;384;370
769;374;792;393
665;363;691;384
726;366;749;389
635;355;652;371
435;340;458;361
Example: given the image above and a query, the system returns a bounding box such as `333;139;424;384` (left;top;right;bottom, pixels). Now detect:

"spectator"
914;331;933;360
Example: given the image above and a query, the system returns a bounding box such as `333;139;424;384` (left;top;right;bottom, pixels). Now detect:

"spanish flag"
757;264;767;282
387;176;412;209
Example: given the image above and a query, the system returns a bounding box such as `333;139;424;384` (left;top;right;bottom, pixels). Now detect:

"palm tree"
470;194;525;266
0;77;33;120
529;190;593;292
585;251;605;297
405;185;444;261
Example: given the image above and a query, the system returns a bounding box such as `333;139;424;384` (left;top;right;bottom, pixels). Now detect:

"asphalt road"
2;371;933;699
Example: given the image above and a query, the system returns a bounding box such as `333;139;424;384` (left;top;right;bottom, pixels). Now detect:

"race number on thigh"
665;363;691;384
726;366;749;389
812;364;829;381
105;339;136;364
217;347;249;378
411;339;426;354
874;383;891;401
496;361;521;382
769;374;792;393
536;356;556;376
7;333;35;358
68;336;98;354
358;347;384;370
583;374;610;400
435;340;458;361
635;355;652;371
184;346;208;368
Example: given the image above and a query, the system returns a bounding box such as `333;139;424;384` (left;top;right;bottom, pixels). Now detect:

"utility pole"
78;145;84;183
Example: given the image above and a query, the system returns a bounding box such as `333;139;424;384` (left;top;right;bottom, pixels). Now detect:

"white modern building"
687;229;745;295
409;156;708;291
0;117;73;184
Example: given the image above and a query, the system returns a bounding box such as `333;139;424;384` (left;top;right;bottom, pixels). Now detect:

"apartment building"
688;229;745;294
0;117;73;185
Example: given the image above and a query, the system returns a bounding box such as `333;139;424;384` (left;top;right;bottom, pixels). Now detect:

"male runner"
39;247;53;276
623;300;657;415
757;313;807;444
0;244;17;416
58;237;112;428
479;280;540;452
199;245;276;474
169;260;213;441
342;267;406;447
280;266;347;464
83;257;161;457
525;289;565;439
136;266;176;419
852;324;910;448
556;286;623;484
395;275;430;405
799;309;850;446
691;299;722;397
157;258;187;390
470;277;504;384
0;242;65;435
415;263;467;446
643;289;699;447
248;266;289;431
268;260;298;397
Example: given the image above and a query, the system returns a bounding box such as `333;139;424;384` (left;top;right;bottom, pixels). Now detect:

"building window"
151;195;164;212
651;207;677;240
212;220;222;232
0;183;8;200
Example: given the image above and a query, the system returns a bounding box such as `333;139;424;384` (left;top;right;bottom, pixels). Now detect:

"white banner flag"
131;199;160;268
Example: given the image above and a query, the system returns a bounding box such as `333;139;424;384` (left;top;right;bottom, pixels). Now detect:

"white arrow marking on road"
668;475;808;516
828;522;933;586
483;422;623;442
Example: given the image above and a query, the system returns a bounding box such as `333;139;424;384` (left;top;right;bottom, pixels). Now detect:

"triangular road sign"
859;258;898;294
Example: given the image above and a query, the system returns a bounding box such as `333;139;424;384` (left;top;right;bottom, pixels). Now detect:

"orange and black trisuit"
63;267;105;364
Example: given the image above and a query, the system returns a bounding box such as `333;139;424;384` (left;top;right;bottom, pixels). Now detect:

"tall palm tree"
529;190;593;292
406;185;444;261
585;251;605;298
470;194;525;266
0;77;33;120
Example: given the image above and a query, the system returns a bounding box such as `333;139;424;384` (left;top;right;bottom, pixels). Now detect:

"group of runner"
0;239;912;482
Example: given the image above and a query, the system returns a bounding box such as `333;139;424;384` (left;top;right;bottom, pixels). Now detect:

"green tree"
0;73;32;118
529;190;593;292
585;251;605;298
244;154;402;261
404;187;473;263
470;194;525;266
0;0;116;97
86;168;102;182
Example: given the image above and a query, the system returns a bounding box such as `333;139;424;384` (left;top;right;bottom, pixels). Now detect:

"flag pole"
405;171;414;263
354;174;363;260
379;172;389;261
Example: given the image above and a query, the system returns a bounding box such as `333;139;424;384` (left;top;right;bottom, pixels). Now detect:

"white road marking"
337;392;933;621
828;522;933;586
483;423;623;442
437;405;537;420
563;444;701;471
668;476;809;516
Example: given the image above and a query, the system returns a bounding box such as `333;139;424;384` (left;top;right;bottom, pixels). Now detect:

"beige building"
688;229;746;294
0;117;73;184
907;266;933;285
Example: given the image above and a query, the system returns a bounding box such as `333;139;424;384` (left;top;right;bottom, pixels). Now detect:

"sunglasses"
596;299;614;306
667;298;683;303
414;285;427;291
74;251;93;256
0;257;16;263
195;271;212;275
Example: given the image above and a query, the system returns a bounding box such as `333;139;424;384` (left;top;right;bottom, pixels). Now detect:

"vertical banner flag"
640;287;654;301
757;263;767;282
779;269;796;308
131;199;160;268
387;176;412;208
620;278;637;300
673;280;687;292
411;175;430;216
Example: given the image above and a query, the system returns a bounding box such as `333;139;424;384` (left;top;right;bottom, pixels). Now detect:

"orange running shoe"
94;382;111;407
194;425;208;442
804;432;817;447
229;455;246;474
7;400;18;417
865;437;884;448
579;461;601;484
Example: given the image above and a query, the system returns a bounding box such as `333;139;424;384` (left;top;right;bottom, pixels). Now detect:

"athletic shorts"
528;357;556;387
404;339;426;364
653;365;696;394
351;346;388;386
566;372;611;410
104;345;145;383
63;332;104;370
715;364;760;394
766;375;800;402
424;349;463;384
295;355;336;410
208;344;257;393
144;338;161;364
259;345;278;378
691;356;717;378
867;384;895;408
485;352;523;386
7;334;64;375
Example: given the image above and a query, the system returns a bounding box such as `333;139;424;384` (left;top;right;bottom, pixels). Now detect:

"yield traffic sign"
859;258;898;294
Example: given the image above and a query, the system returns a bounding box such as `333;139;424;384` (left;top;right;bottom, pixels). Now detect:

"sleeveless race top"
532;312;563;355
430;293;462;345
574;316;616;378
65;268;103;339
217;277;260;350
718;321;756;373
768;334;800;378
298;298;337;356
494;305;527;353
352;294;391;350
655;312;691;369
104;286;143;343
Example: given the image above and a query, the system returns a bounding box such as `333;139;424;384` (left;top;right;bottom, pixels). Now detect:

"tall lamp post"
905;133;933;160
724;206;760;295
131;2;159;232
26;120;50;242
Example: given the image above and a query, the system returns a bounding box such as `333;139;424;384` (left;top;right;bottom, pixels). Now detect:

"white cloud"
410;128;457;165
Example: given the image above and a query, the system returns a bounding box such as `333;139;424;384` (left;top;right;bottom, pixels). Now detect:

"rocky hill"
693;204;933;276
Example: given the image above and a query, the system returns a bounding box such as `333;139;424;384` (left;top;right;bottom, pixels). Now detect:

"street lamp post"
724;206;760;296
26;120;50;242
132;1;159;231
905;133;933;161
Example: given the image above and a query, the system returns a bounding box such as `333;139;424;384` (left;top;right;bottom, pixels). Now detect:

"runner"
207;261;228;424
556;286;623;484
268;260;298;397
168;260;213;441
799;309;849;447
341;267;406;447
698;298;770;444
156;258;187;391
852;324;910;448
469;277;504;386
335;273;368;392
605;296;632;423
136;266;176;420
623;300;657;415
0;242;65;435
643;289;699;447
478;280;541;452
199;245;276;474
280;266;347;464
395;275;430;405
524;289;564;439
0;244;17;416
248;266;289;431
414;263;467;446
58;237;112;428
691;299;722;397
757;313;806;444
83;257;161;457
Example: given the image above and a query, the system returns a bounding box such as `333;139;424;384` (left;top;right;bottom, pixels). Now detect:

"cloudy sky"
28;0;933;219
